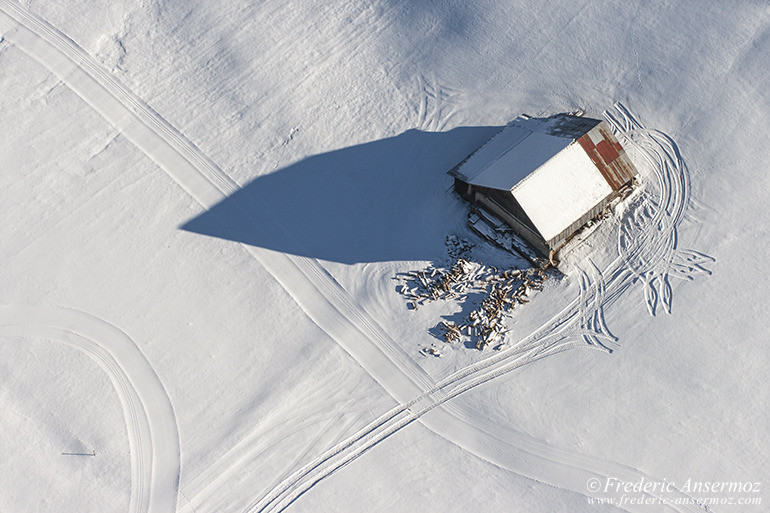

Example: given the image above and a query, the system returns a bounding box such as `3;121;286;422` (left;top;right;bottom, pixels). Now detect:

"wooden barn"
449;113;638;260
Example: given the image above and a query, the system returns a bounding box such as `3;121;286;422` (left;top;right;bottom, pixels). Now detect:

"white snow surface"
0;1;768;513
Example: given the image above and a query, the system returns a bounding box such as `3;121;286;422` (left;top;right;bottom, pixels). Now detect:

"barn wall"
474;192;550;256
453;178;474;201
474;185;539;233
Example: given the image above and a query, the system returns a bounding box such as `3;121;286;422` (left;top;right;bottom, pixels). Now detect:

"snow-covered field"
0;1;767;512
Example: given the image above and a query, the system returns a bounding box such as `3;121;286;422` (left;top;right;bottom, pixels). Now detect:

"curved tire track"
605;102;713;316
0;305;179;513
0;0;435;402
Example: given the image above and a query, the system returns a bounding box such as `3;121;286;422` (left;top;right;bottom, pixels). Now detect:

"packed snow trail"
0;4;713;513
0;306;179;513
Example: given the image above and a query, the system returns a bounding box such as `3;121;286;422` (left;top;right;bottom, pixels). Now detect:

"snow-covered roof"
513;142;612;241
451;114;614;242
458;126;572;191
452;115;600;191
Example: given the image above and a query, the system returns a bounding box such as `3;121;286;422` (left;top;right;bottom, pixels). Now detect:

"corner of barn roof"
511;113;602;139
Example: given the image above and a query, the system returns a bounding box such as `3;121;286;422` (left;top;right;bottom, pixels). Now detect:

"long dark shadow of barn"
181;126;501;264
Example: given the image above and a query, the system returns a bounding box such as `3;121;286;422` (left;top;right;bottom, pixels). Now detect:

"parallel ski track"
0;306;179;513
0;3;709;512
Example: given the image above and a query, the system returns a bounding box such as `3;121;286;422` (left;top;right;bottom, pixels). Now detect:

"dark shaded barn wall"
477;192;551;256
454;177;549;255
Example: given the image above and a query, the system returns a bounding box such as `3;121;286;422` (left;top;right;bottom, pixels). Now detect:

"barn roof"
451;114;601;191
450;114;623;243
512;141;613;241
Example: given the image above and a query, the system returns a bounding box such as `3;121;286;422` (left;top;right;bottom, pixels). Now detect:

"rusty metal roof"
577;123;638;191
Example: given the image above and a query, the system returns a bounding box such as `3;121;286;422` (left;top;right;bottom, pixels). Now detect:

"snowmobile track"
604;102;714;315
417;74;462;132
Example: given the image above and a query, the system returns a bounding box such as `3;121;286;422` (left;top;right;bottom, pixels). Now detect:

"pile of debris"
445;234;475;260
396;247;549;350
397;258;478;305
439;267;546;349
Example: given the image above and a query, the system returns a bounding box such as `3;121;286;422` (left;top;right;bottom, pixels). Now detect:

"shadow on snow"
181;126;501;264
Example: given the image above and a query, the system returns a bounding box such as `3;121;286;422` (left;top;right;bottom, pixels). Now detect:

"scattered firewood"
396;245;550;351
